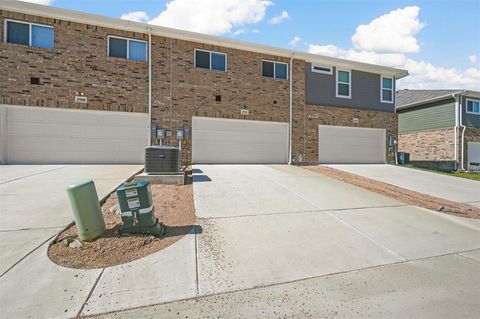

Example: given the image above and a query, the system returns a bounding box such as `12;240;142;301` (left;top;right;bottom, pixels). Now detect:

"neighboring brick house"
0;0;407;165
397;89;480;171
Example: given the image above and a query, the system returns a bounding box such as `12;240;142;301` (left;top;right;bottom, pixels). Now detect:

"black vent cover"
145;146;180;174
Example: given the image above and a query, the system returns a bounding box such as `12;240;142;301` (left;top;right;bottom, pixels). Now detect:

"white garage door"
318;125;386;164
468;142;480;165
192;116;289;164
0;105;148;164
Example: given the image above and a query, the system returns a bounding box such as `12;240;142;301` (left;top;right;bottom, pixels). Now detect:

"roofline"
1;0;408;79
396;89;480;110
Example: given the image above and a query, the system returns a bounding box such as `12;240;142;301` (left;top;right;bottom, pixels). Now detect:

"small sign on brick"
241;109;249;115
75;96;88;104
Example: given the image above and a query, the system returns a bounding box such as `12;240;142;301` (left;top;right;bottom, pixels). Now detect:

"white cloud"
469;54;478;64
308;44;406;67
307;6;479;90
308;44;344;58
400;60;480;89
252;29;260;33
148;0;272;35
232;28;247;36
268;11;289;24
120;11;150;23
351;6;424;53
289;36;301;46
19;0;54;5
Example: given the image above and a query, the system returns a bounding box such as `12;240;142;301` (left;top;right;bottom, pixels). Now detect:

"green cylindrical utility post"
67;180;106;241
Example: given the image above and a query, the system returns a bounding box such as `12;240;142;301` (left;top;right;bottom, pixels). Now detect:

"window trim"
311;64;332;75
465;98;480;115
4;18;54;48
261;59;289;80
335;69;351;99
107;35;148;61
194;48;228;72
380;75;394;104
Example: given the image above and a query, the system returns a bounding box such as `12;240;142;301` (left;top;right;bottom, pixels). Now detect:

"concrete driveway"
191;165;480;316
2;164;479;318
327;164;480;207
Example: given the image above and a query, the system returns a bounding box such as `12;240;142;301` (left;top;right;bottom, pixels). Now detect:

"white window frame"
4;18;54;48
466;98;480;115
380;76;394;104
107;35;148;61
336;69;351;99
194;48;228;72
311;64;332;75
261;59;289;80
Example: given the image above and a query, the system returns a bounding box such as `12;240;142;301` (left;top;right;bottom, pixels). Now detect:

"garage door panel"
318;125;386;164
2;105;148;164
194;131;284;144
468;142;480;163
192;117;288;164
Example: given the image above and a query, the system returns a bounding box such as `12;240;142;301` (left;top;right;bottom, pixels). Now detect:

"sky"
23;0;480;90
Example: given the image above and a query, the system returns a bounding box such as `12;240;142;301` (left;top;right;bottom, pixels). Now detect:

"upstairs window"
5;20;54;49
311;64;332;75
262;60;288;80
381;76;394;103
466;98;480;114
336;69;351;98
194;49;227;71
108;36;147;61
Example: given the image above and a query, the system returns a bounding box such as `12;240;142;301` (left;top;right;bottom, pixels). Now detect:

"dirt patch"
305;166;480;219
48;184;196;269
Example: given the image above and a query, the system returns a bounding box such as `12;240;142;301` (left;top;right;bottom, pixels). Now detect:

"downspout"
148;27;152;146
453;94;458;169
288;54;294;165
393;76;398;165
459;93;467;171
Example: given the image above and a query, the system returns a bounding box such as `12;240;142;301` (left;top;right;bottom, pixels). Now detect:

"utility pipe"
148;27;152;146
288;54;294;165
459;95;467;171
452;94;459;168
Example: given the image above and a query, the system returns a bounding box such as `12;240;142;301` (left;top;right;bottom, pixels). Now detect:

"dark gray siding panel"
461;96;480;128
398;98;455;133
305;63;395;112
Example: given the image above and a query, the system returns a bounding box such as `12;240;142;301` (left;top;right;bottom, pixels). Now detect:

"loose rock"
68;239;83;249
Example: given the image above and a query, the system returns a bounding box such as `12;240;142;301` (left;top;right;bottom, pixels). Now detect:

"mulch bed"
305;166;480;219
48;183;196;269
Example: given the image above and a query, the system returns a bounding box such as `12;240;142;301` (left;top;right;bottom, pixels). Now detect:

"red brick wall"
398;128;455;161
1;10;398;165
0;10;149;112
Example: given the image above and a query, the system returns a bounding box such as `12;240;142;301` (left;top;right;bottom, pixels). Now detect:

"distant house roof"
396;89;480;110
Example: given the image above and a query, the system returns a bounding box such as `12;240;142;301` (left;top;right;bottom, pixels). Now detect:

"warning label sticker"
125;189;138;197
127;198;141;209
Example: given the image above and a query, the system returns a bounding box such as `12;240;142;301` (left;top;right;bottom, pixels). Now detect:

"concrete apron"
193;165;480;297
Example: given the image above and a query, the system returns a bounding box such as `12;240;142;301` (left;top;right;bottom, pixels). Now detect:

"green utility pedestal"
67;180;106;241
116;181;164;236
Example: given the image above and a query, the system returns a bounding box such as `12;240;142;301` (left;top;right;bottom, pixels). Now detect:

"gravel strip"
305;166;480;219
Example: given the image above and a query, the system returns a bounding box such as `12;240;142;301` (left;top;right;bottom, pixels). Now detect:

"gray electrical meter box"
176;130;184;140
151;122;157;138
183;124;190;139
157;129;165;139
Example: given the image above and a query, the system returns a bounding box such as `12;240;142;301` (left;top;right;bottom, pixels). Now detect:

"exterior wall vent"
145;146;180;174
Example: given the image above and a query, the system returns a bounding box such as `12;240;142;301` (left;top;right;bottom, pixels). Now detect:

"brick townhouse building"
0;0;408;165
